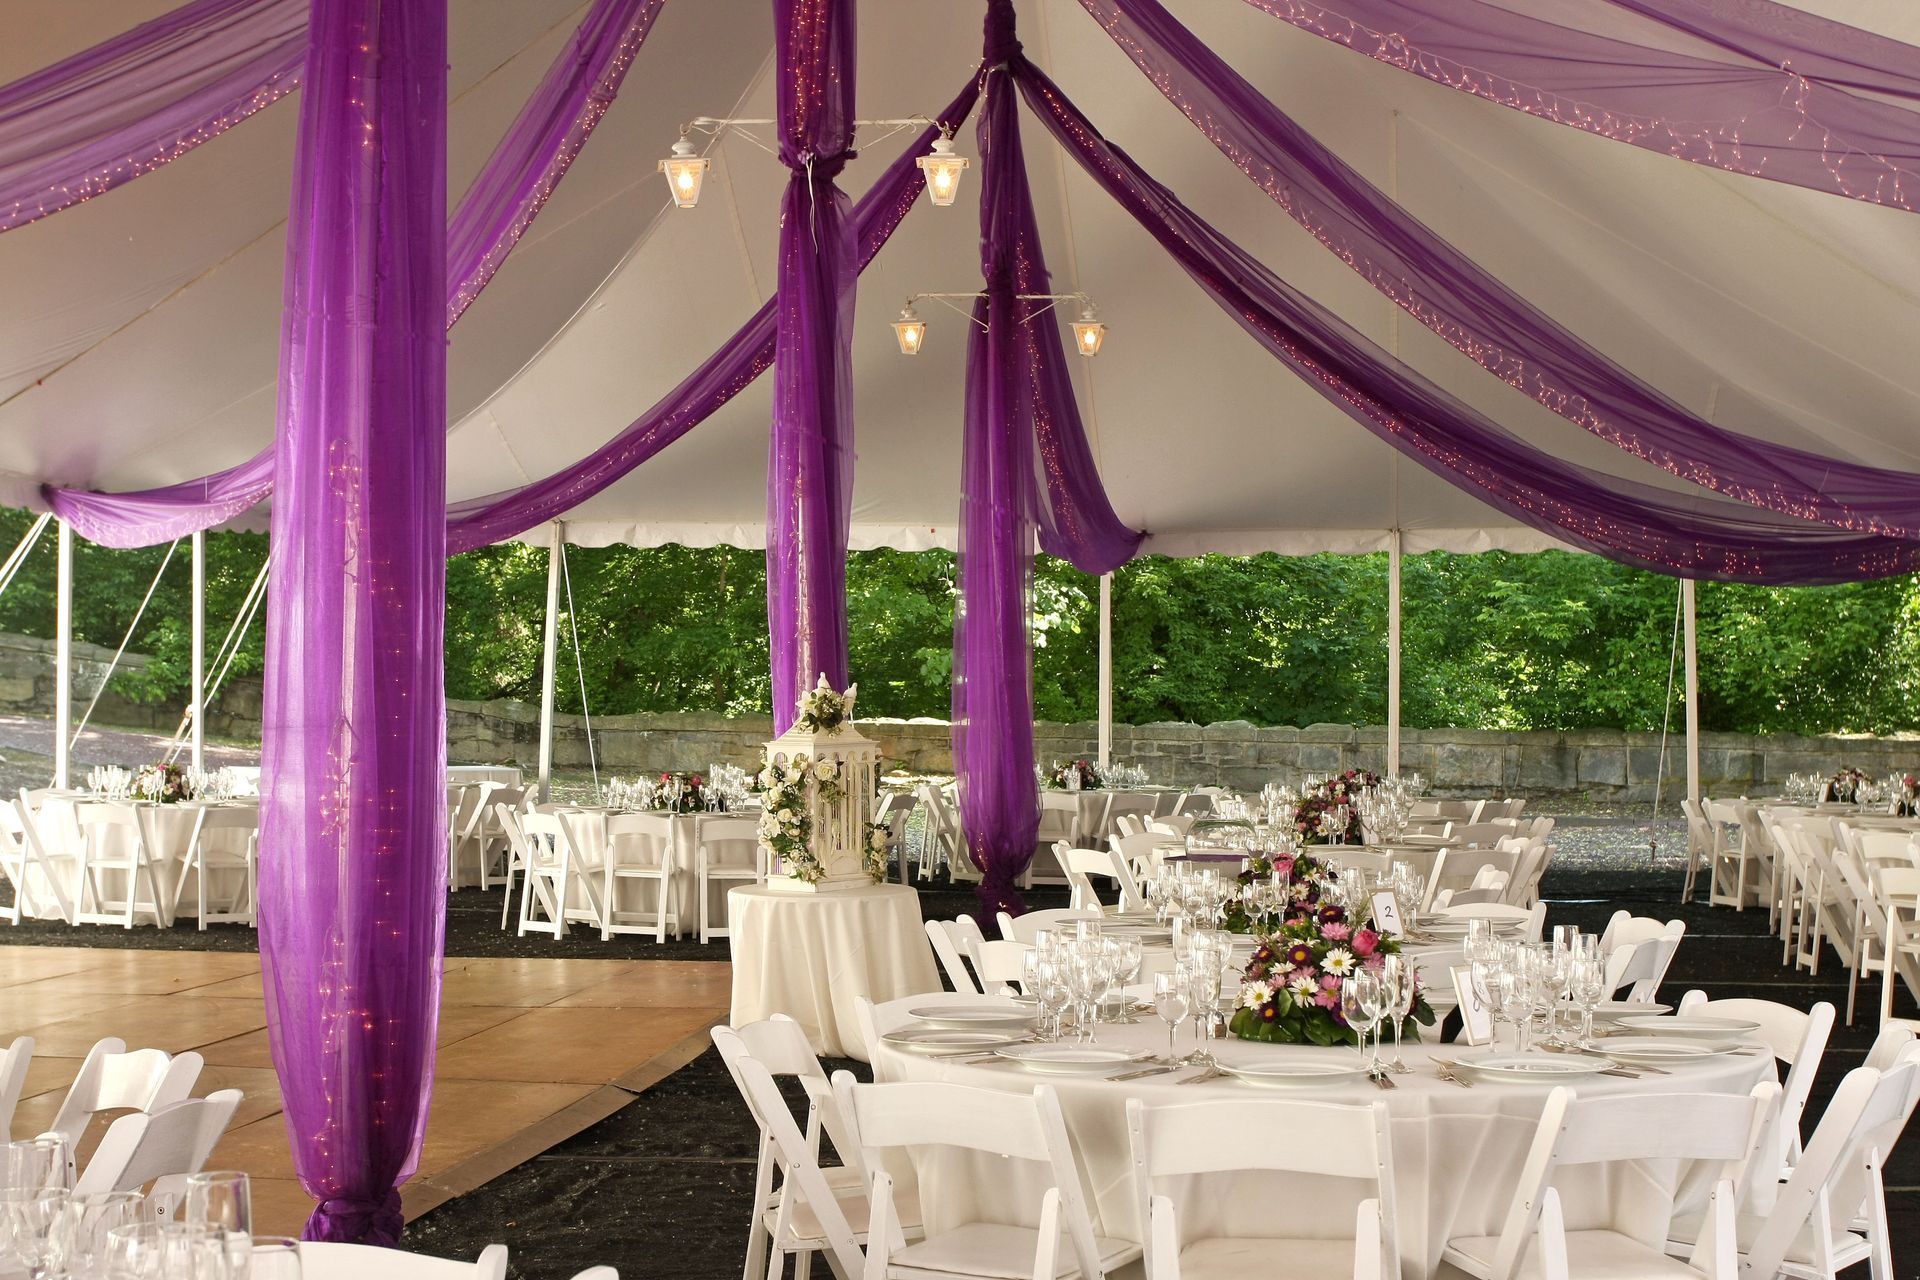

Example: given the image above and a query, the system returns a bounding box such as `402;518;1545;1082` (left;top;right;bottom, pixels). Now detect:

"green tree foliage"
0;505;1912;735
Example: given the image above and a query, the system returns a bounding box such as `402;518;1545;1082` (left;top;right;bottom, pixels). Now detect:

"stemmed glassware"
1341;969;1384;1076
1153;970;1190;1065
1379;955;1415;1074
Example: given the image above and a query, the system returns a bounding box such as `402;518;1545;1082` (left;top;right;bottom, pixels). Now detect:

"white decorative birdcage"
758;681;884;893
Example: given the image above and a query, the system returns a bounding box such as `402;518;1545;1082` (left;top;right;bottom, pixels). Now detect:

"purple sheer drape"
1221;0;1920;211
443;84;982;552
258;0;446;1247
1082;0;1920;541
47;0;664;549
768;0;857;733
0;0;304;232
1602;0;1920;102
1016;61;1920;584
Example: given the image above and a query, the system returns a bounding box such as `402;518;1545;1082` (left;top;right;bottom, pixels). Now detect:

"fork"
1176;1066;1224;1086
1431;1058;1473;1088
1368;1065;1397;1090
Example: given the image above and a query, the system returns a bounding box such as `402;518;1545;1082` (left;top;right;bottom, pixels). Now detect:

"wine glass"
250;1238;302;1280
50;1190;148;1280
0;1188;69;1278
1110;937;1143;1021
184;1171;250;1237
1340;970;1383;1075
1572;952;1607;1049
5;1137;71;1192
1153;970;1190;1066
1381;955;1415;1074
1470;956;1512;1050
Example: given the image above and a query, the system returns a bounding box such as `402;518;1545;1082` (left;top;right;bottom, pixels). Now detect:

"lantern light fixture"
885;292;1107;357
892;303;927;356
658;134;709;209
1070;302;1107;357
916;134;971;207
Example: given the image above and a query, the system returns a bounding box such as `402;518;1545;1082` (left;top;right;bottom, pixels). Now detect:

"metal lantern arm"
903;290;1097;328
678;114;948;155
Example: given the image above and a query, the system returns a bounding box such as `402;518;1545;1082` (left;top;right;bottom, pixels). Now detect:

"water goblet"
184;1171;250;1237
50;1190;147;1280
1152;970;1190;1065
5;1137;71;1192
0;1187;69;1279
1340;970;1383;1074
1380;955;1415;1074
249;1238;302;1280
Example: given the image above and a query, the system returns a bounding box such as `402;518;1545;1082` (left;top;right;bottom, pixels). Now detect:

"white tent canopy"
6;0;1920;559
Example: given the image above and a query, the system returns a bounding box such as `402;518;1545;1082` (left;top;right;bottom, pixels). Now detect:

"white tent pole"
190;531;206;773
1387;529;1402;778
1683;578;1700;807
1096;572;1113;768
537;521;563;802
54;520;73;790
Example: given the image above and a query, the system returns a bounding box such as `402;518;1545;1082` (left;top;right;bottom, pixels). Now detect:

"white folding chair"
173;805;259;929
73;803;167;928
926;916;988;995
1681;800;1712;904
996;906;1100;944
835;1076;1142;1280
875;791;917;883
516;811;605;940
1148;814;1196;840
1597;910;1685;954
695;816;763;943
1604;933;1686;1003
298;1243;509;1280
1170;793;1213;818
1026;796;1079;888
0;801;69;925
1129;1095;1397;1280
1101;792;1157;847
1442;1083;1774;1280
493;803;534;930
0;1037;31;1142
471;785;527;890
49;1039;204;1179
917;785;974;884
603;812;677;943
1677;991;1833;1178
968;940;1032;995
1114;830;1178;884
78;1091;242;1212
445;783;496;891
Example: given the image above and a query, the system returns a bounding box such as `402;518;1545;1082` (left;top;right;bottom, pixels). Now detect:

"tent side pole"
190;530;206;773
537;521;563;802
54;520;73;789
1097;572;1113;768
1387;529;1402;778
1683;578;1700;806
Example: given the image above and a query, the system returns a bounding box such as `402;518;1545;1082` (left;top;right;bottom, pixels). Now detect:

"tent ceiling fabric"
3;0;1919;558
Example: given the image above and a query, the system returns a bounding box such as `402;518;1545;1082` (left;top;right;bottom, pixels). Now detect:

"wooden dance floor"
0;946;731;1235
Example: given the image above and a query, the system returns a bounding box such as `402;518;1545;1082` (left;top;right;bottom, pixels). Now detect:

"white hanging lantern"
892;302;927;356
1070;302;1107;357
659;136;710;209
916;135;970;207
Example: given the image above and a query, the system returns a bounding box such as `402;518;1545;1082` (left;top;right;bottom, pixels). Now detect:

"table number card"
1369;890;1404;939
1451;965;1493;1045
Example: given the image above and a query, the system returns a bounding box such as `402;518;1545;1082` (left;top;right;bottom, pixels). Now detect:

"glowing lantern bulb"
916;136;970;207
1070;303;1107;357
659;136;709;209
892;302;927;356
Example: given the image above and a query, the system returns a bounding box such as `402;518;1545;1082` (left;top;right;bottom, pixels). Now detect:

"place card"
1369;890;1404;939
1451;965;1493;1046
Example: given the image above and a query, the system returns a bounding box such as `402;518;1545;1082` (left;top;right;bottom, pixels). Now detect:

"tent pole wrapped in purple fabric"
257;0;447;1246
46;0;667;549
1014;60;1920;584
1081;0;1920;540
768;0;858;732
0;0;305;232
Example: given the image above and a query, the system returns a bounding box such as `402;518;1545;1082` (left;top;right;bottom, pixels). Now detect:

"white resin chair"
1102;792;1157;844
297;1243;508;1280
472;785;527;889
916;785;973;883
1052;843;1142;913
445;782;497;891
996;906;1100;944
926;916;989;994
1677;991;1834;1178
1170;793;1213;818
515;811;605;939
73;803;167;928
49;1039;204;1177
1681;800;1712;904
875;791;917;880
0;1036;31;1142
836;1076;1141;1280
1604;933;1686;1003
174;804;259;929
695;816;763;943
1442;1083;1775;1280
1129;1095;1397;1280
968;939;1032;995
78;1090;243;1211
1148;814;1196;840
602;812;678;942
0;801;69;925
1114;830;1178;884
493;803;533;930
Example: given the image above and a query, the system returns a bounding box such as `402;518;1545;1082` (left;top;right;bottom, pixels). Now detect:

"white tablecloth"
22;798;258;923
871;997;1770;1280
729;883;939;1060
450;764;523;786
553;808;725;938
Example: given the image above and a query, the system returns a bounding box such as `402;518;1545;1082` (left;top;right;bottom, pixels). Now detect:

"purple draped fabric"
47;0;664;548
1015;61;1920;584
1083;0;1920;541
443;84;982;552
768;0;857;733
0;0;304;232
258;0;446;1246
1222;0;1920;211
1603;0;1920;102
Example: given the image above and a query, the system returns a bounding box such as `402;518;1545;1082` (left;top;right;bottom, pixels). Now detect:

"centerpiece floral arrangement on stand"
759;679;886;890
657;771;707;813
132;761;189;804
1292;768;1380;844
1044;759;1102;790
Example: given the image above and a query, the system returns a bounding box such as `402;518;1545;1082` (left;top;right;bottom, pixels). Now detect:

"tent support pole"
1683;578;1700;807
190;531;206;773
1387;529;1402;778
537;521;563;802
1096;572;1113;768
54;520;73;790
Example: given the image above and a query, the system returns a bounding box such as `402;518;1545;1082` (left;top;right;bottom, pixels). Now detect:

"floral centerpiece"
132;762;189;804
1222;851;1332;934
1823;767;1870;804
1045;760;1102;790
1899;774;1919;818
795;676;850;734
658;771;707;814
1230;901;1436;1047
1293;769;1380;844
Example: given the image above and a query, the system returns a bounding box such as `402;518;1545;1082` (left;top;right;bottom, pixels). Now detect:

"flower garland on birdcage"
794;675;851;734
756;751;886;885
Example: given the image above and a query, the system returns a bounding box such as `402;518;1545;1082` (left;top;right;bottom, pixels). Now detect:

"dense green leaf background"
1;508;1912;735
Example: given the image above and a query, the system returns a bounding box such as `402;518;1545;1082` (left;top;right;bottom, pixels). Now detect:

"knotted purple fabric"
768;0;858;732
257;0;447;1245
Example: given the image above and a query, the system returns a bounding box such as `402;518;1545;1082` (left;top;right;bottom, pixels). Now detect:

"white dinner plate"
1432;903;1532;924
993;1044;1153;1074
1611;1014;1762;1041
1599;1038;1734;1066
1451;1051;1615;1082
907;1004;1040;1031
1591;1000;1673;1021
1219;1058;1372;1088
880;1027;1028;1055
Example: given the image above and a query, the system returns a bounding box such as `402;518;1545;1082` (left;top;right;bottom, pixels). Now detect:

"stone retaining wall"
0;632;1910;799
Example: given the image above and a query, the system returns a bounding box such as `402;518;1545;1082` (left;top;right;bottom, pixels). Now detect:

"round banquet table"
870;995;1771;1280
730;883;940;1061
21;796;258;924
